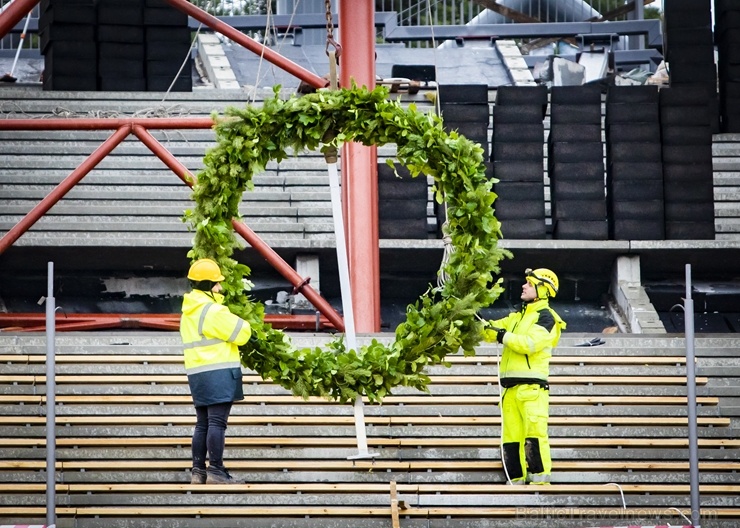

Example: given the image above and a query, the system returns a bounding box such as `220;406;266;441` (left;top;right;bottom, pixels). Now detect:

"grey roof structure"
224;42;513;91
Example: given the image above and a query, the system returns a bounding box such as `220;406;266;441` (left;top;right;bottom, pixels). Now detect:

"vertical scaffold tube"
45;262;57;528
684;264;701;528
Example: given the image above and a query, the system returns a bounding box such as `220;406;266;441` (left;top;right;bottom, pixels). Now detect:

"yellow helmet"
525;268;559;298
187;259;225;282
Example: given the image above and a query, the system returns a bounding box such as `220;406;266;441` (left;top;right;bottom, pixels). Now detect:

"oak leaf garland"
185;85;510;403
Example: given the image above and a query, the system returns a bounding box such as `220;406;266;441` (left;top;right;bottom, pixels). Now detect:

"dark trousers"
192;402;232;470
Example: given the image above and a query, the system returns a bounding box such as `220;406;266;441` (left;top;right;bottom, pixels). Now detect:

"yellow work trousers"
500;383;551;484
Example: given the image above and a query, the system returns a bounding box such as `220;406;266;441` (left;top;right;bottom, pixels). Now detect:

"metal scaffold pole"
45;261;57;528
684;264;701;528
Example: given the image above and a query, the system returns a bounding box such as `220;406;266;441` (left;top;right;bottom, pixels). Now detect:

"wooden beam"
0;353;690;365
594;0;655;23
472;0;541;24
5;460;740;472
0;415;730;427
521;0;655;53
0;394;717;406
390;481;400;528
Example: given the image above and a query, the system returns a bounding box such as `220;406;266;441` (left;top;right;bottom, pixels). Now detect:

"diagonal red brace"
0;313;335;332
162;0;329;90
0;125;132;254
132;125;346;331
0;118;344;332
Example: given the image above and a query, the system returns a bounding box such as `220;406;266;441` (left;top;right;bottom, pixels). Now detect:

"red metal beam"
0;313;335;332
0;117;344;331
0;0;38;41
0;115;345;330
132;125;346;332
0;125;132;254
0;117;215;131
229;220;346;332
131;124;198;184
339;0;380;332
162;0;328;90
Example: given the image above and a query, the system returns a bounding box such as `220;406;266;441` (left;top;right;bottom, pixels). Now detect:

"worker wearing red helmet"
483;268;566;485
180;258;252;485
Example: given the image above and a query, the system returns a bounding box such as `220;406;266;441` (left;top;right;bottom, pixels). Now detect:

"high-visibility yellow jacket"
180;289;252;407
483;299;566;388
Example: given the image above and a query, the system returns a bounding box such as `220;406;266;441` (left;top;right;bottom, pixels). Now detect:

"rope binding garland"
185;84;511;404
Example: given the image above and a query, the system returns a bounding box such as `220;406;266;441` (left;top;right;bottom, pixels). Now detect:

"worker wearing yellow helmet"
483;268;566;485
180;258;251;485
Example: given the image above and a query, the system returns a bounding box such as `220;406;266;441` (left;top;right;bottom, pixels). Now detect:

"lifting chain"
324;0;341;60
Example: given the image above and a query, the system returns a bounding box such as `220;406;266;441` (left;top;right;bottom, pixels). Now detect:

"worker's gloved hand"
482;322;506;344
490;327;506;344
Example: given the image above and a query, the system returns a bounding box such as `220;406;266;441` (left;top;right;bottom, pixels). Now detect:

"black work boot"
190;467;207;484
206;466;240;484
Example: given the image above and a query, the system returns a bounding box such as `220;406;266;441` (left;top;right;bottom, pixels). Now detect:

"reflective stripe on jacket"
180;289;252;406
484;299;566;386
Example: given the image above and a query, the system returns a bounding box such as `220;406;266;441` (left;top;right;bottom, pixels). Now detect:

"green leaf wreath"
185;84;510;404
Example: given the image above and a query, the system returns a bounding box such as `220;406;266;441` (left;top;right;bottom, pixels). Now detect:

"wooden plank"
4;459;740;472
418;507;740;518
0;415;729;427
0;394;719;406
2;436;738;448
390;480;400;528
0;375;710;385
0;506;393;516
0;482;738;495
2;506;738;519
427;376;707;385
0;354;689;365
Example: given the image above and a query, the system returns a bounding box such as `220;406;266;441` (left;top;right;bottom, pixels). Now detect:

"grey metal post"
45;261;56;528
628;0;645;50
684;264;700;528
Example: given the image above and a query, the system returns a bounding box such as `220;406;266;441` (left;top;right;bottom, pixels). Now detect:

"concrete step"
0;155;345;171
3;332;740;349
0;187;331;202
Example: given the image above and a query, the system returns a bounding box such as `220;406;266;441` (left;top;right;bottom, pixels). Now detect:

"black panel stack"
40;0;191;92
377;163;429;239
97;0;146;91
489;85;548;239
438;85;490;161
660;86;715;240
391;64;436;84
663;0;719;132
39;0;97;91
548;85;607;240
716;0;740;132
435;85;490;235
145;0;192;92
605;85;664;240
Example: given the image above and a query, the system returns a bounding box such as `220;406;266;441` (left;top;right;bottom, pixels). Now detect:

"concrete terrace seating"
713;133;740;240
540;97;740;241
0;89;376;249
3;88;740;252
1;332;739;527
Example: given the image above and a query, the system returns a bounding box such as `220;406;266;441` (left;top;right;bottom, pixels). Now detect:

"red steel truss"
0;0;386;332
0;313;335;332
0;117;345;332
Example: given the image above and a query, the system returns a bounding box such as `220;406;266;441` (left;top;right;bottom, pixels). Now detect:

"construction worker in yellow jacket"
483;268;566;485
180;258;251;485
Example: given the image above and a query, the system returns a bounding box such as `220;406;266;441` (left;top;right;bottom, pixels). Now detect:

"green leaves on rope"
185;85;510;404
